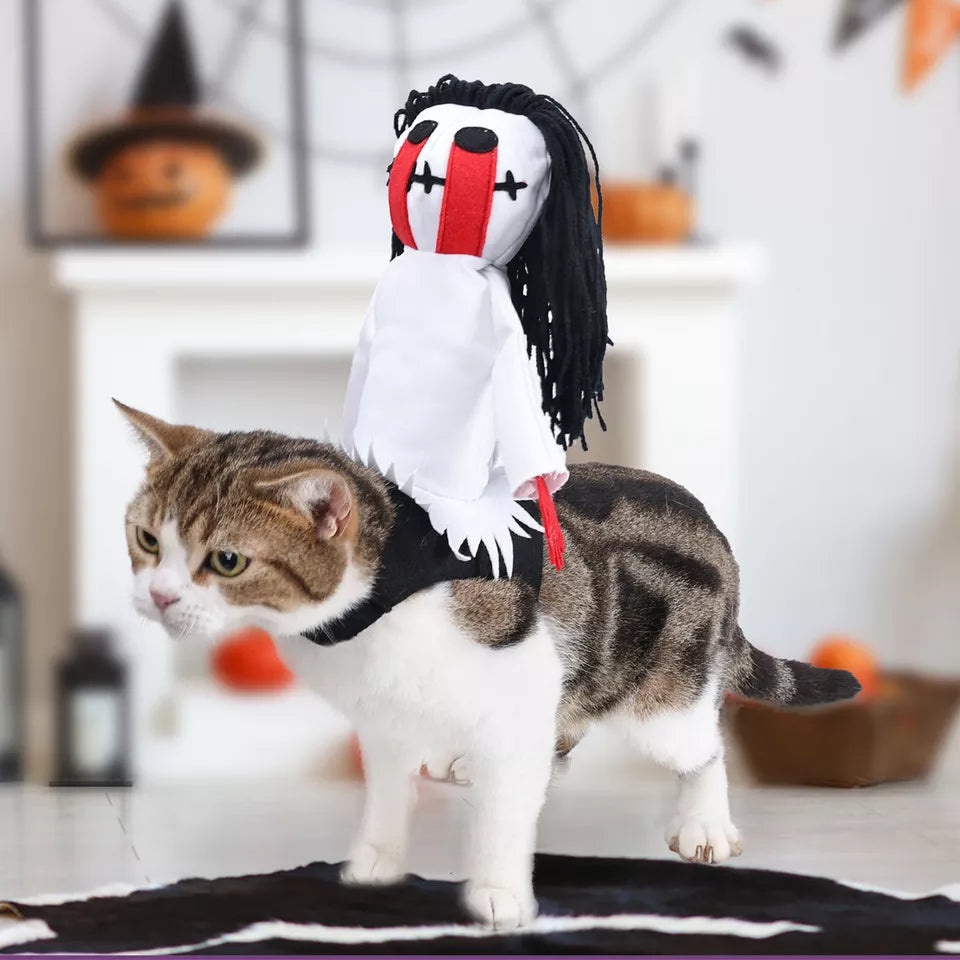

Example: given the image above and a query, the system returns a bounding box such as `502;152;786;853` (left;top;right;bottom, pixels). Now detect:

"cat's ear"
113;400;210;463
253;466;354;541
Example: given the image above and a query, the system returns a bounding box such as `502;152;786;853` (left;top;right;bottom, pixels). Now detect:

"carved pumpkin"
602;181;693;244
67;3;260;241
96;140;231;239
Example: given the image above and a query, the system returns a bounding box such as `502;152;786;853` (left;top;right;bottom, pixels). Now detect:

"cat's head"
117;401;392;642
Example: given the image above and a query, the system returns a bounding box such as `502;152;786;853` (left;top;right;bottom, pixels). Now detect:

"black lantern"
0;562;23;782
51;629;132;787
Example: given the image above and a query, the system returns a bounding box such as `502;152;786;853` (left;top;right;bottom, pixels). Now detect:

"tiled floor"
1;740;958;902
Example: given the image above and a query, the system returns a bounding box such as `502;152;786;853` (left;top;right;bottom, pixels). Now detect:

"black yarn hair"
391;74;609;451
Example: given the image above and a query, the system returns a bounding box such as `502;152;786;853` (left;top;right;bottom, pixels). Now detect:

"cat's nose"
150;586;179;611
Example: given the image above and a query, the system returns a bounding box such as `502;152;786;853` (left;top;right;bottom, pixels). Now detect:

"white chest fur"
268;585;740;929
275;585;564;776
274;586;567;927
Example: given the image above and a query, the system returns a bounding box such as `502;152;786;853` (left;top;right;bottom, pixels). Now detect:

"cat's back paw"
463;882;537;929
341;842;406;885
666;816;742;864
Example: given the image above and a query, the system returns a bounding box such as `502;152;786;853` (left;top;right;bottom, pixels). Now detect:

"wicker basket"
729;672;960;787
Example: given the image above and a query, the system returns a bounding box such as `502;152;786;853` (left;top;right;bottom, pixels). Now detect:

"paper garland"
902;0;960;89
832;0;960;93
834;0;905;50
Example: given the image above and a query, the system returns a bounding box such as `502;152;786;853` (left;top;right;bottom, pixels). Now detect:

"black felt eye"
407;120;437;144
454;127;499;153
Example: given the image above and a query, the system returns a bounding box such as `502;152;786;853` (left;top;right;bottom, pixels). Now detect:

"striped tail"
728;629;861;707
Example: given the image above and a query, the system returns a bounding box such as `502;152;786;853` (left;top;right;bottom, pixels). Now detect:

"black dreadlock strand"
391;74;608;451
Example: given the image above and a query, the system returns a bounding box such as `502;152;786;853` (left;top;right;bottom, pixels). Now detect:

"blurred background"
0;0;959;802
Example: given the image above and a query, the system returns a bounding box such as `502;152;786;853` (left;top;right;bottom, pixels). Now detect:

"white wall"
1;0;959;778
690;1;960;668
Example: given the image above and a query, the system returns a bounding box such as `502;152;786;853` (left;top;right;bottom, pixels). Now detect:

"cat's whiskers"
182;611;202;641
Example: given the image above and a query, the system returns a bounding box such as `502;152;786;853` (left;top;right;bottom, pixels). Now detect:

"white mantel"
56;244;761;780
57;245;760;292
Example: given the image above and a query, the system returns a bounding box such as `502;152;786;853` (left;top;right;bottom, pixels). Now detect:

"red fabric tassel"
536;475;565;571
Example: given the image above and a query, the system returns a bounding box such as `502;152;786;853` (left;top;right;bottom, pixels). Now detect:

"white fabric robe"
342;250;567;575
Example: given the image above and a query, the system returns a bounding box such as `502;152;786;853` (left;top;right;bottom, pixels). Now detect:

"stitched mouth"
115;190;195;210
387;160;527;201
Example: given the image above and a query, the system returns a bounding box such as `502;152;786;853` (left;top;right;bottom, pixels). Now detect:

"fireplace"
56;245;760;780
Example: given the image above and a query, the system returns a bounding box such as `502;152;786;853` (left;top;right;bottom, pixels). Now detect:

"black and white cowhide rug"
2;854;960;955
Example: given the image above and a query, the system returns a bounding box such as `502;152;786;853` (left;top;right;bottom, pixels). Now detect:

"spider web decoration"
90;0;687;169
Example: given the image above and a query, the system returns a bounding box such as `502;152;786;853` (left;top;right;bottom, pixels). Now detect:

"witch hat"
131;1;200;109
70;0;260;180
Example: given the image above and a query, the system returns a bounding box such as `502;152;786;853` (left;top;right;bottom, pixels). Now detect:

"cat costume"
342;75;609;577
115;79;862;935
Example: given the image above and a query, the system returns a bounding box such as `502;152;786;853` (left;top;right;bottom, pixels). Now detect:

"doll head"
390;75;608;451
388;102;551;265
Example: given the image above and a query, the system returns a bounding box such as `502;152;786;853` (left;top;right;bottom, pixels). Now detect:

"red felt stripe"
436;143;497;256
388;138;426;250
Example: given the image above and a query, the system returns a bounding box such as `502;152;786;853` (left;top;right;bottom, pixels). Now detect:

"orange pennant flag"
903;0;960;90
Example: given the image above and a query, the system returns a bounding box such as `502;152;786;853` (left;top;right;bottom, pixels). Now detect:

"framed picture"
24;0;309;247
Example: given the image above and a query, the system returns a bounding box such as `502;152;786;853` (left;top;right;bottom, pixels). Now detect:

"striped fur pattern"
460;462;861;729
120;406;858;715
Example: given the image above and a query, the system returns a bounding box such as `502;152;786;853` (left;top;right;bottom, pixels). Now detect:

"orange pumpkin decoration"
602;181;693;244
212;627;295;692
97;140;232;239
67;2;260;241
810;635;880;698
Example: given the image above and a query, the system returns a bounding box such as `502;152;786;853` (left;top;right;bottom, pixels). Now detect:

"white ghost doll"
343;75;608;575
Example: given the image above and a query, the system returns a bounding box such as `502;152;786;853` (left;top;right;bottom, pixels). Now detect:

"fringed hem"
325;425;541;577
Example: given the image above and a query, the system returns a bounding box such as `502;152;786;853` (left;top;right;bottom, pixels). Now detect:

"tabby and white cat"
118;402;859;930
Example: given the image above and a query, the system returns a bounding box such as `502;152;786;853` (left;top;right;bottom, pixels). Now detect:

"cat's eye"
136;527;160;555
208;549;249;578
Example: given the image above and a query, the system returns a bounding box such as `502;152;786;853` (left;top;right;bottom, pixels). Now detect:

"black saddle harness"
300;484;543;646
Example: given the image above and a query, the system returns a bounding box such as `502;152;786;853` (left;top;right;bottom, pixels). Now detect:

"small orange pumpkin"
602;181;693;244
810;635;880;698
97;139;231;239
212;627;295;692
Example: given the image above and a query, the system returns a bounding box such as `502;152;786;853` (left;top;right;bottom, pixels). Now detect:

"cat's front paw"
463;882;537;930
341;842;406;885
666;817;742;864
